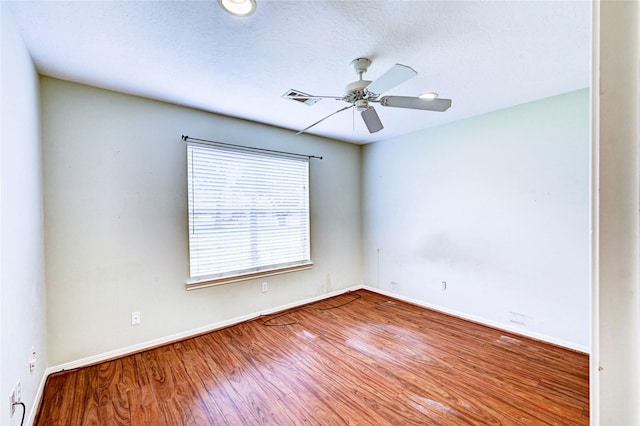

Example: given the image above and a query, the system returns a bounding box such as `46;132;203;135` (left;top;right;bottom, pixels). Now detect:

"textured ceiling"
6;1;591;144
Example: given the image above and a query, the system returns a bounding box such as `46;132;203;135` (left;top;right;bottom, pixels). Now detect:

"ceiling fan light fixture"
355;99;369;112
419;92;439;100
218;0;256;16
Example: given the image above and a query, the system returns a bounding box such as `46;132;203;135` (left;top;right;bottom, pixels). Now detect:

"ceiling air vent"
282;89;321;106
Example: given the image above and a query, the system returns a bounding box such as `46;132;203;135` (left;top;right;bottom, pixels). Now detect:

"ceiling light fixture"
419;92;439;100
218;0;256;16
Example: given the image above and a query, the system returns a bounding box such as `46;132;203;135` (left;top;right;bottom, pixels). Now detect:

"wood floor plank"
96;361;131;425
215;321;340;423
163;346;225;424
35;290;589;425
201;329;295;425
54;370;80;426
35;372;67;425
181;343;255;425
128;384;166;426
262;318;399;423
76;367;100;426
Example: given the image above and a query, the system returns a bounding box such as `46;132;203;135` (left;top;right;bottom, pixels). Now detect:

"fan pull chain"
352;106;355;131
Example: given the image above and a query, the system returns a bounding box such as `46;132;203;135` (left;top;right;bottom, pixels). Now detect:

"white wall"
41;77;362;366
1;4;48;425
362;89;590;351
595;0;640;423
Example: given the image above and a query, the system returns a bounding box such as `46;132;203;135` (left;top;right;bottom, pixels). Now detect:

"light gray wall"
41;77;362;366
362;89;590;351
1;4;48;425
595;1;640;423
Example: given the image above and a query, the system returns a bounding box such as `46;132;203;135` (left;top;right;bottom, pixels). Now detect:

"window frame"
185;141;313;290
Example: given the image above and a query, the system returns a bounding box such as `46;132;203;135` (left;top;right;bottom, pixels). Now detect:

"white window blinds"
187;142;311;284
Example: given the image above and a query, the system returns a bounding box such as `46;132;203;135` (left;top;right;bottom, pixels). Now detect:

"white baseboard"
24;369;48;426
363;285;590;354
47;284;365;374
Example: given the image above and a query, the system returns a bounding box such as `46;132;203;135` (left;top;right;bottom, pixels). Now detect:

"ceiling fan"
284;57;452;135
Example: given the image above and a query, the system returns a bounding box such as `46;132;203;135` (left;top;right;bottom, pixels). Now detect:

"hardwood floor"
35;290;589;425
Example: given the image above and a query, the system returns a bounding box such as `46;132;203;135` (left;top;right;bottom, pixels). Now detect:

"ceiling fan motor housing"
344;80;373;103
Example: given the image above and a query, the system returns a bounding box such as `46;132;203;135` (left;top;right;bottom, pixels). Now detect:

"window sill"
185;262;314;291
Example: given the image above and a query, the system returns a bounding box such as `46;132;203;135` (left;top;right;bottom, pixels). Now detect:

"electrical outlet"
261;282;268;293
29;347;36;371
441;281;447;291
509;311;533;327
15;381;21;403
391;281;399;292
9;389;16;417
131;311;141;325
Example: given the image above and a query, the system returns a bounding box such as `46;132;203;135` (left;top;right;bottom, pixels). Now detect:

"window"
186;141;312;288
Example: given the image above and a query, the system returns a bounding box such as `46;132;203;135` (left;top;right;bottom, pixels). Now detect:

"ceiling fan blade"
296;105;354;135
361;106;384;133
379;96;452;112
365;64;418;96
283;94;345;100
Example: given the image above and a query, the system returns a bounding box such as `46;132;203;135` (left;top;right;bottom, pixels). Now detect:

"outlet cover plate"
9;389;15;416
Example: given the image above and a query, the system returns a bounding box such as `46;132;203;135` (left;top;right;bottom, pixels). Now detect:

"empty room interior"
1;1;639;425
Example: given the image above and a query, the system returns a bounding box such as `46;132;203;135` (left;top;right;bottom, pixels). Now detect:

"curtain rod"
181;135;323;160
